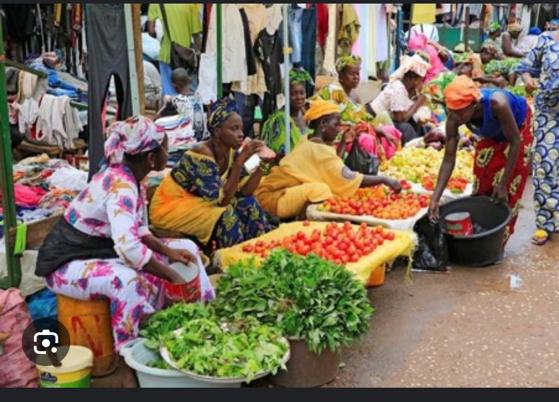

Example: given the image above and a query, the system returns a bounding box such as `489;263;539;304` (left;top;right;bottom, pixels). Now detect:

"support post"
216;4;223;99
283;4;291;154
0;21;21;289
124;4;140;115
132;4;145;114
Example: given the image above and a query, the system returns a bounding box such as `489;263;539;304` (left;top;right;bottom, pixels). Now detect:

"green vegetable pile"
164;316;288;381
484;58;520;77
507;85;528;97
140;303;288;381
212;250;374;354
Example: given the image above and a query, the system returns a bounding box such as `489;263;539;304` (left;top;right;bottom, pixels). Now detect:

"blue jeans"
289;7;303;65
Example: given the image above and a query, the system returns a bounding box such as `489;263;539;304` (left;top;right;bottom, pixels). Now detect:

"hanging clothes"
254;28;283;121
411;4;436;25
301;5;317;94
374;4;389;63
239;8;257;76
289;6;304;65
85;4;132;178
322;4;338;75
337;4;360;58
205;4;246;84
316;4;329;49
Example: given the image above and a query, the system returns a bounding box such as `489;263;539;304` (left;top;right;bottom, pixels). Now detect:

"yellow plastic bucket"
37;346;93;388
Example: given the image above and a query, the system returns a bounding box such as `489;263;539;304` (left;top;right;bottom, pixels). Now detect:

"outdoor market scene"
1;3;559;388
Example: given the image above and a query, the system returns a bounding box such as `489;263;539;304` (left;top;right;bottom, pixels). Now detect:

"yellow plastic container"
37;346;93;388
366;265;386;288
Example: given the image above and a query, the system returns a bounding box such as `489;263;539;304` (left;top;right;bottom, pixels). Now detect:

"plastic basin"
122;338;239;388
439;196;511;267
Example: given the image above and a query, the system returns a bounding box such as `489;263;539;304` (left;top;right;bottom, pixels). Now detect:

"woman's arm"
240;167;264;197
220;141;263;205
361;175;401;193
429;116;459;220
502;33;526;58
392;94;428;123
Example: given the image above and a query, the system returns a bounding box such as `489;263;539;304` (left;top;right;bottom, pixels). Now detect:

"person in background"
150;97;276;250
147;4;202;96
501;22;527;58
516;27;542;54
369;54;431;144
260;68;311;156
483;22;505;59
406;23;439;42
517;25;559;245
428;76;532;253
407;33;447;82
155;67;192;119
255;99;401;220
143;60;162;111
37;116;215;351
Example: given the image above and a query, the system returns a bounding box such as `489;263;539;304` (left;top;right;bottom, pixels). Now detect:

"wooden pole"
216;4;223;99
282;4;291;154
132;4;145;115
464;6;470;52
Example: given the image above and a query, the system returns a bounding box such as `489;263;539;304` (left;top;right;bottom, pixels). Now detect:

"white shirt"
407;24;439;42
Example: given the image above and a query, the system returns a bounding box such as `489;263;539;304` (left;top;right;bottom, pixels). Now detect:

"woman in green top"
260;68;312;156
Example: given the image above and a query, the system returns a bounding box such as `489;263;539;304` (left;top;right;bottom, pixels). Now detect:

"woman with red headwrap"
428;76;533;254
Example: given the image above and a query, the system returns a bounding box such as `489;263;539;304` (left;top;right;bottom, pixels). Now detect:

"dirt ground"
330;182;559;387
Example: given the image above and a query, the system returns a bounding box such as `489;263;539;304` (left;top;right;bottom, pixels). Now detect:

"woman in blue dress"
517;25;559;245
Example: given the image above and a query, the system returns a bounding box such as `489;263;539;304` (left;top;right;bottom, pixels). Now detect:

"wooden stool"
57;295;118;377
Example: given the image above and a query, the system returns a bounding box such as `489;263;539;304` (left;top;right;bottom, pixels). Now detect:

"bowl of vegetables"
137;303;289;387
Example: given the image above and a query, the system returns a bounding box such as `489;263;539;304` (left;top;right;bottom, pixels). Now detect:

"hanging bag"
343;138;380;175
159;4;199;73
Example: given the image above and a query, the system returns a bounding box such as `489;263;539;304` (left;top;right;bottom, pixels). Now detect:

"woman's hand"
238;139;264;164
524;76;538;94
383;177;402;194
341;126;357;144
165;247;198;265
428;199;440;222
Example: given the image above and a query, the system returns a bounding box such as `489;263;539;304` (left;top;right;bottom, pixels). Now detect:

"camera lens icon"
33;329;59;355
23;318;70;365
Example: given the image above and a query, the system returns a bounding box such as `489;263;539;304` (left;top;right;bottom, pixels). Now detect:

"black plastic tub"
439;196;512;267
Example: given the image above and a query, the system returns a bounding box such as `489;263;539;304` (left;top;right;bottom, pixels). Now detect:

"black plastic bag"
345;141;379;175
412;214;448;271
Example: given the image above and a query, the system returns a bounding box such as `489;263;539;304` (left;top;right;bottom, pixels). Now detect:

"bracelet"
259;160;271;172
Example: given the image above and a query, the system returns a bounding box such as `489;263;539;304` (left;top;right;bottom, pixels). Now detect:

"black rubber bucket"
439;196;512;267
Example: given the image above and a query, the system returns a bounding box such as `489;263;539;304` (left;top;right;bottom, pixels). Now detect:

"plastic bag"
345;140;379;175
412;214;448;271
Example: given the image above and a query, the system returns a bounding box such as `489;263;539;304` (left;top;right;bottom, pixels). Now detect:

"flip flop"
531;230;550;246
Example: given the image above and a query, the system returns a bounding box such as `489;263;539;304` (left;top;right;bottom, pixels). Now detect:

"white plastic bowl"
122;338;238;388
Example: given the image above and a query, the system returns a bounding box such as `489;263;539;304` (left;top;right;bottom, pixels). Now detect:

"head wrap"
304;99;340;122
489;21;501;34
289;68;313;85
104;116;165;164
335;55;362;73
549;19;559;30
443;75;481;111
454;52;484;79
390;54;430;82
207;97;240;131
507;22;523;34
529;27;542;36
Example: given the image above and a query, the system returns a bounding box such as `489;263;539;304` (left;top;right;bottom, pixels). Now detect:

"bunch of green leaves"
139;302;212;350
507;85;528;97
484;58;520;76
164;316;288;382
212;250;374;354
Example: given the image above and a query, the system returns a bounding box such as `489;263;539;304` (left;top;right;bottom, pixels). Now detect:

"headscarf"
207;96;239;131
507;22;522;34
390;54;430;81
489;21;501;34
335;55;362;74
549;19;559;30
104;116;165;164
304;99;340;122
529;27;542;36
454;52;484;79
407;33;445;82
289;67;314;85
443;75;481;111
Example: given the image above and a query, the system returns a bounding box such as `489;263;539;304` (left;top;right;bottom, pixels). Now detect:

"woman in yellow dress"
149;97;276;250
255;99;401;220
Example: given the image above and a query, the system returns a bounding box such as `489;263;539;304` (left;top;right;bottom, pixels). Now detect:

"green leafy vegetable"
212;250;374;354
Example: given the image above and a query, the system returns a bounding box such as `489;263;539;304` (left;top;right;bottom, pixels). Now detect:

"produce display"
212;250;373;354
140;303;288;381
421;175;470;194
484;58;520;77
318;185;430;220
380;147;474;193
241;221;397;265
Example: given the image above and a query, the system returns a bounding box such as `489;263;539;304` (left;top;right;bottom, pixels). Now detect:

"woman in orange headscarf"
428;76;533;255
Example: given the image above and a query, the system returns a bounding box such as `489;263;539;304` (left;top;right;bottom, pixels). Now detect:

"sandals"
532;229;550;246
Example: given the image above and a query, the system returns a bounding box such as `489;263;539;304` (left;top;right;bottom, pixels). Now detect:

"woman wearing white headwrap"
368;54;431;144
37;116;215;352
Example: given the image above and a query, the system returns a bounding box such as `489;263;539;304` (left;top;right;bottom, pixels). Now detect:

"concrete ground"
330;181;559;387
94;183;558;388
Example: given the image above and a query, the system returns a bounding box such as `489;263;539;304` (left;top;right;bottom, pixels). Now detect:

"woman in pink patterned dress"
37;116;214;351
